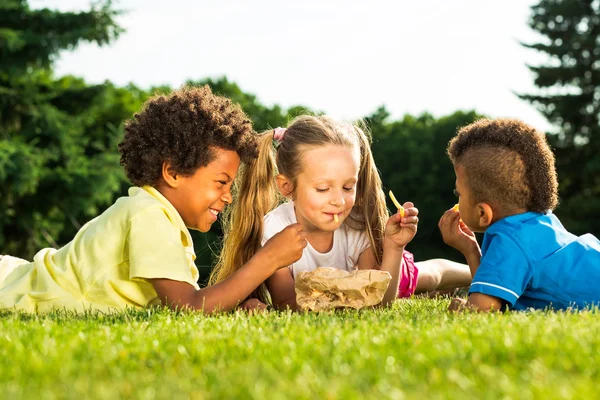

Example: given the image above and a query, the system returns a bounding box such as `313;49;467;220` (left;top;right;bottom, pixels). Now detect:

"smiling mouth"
209;209;220;216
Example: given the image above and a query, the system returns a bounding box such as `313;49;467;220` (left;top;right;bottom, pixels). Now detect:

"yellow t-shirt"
0;186;199;313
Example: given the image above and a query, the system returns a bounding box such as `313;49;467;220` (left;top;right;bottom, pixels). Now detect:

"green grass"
1;299;599;400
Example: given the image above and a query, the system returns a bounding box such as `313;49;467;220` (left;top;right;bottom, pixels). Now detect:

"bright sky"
33;0;552;131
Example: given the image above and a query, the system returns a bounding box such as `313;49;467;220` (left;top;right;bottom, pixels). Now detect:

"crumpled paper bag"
295;267;391;311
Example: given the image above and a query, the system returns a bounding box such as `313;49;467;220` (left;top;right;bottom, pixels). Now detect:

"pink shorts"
398;250;419;298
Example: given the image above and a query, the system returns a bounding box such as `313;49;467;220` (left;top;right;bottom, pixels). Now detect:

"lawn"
1;299;598;399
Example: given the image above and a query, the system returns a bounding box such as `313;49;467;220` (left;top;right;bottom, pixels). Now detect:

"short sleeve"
347;227;371;266
469;232;532;307
262;210;291;246
128;207;196;286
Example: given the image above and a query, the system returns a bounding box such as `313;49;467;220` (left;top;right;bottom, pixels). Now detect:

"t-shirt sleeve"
469;232;532;307
348;228;372;266
262;210;290;246
127;207;196;286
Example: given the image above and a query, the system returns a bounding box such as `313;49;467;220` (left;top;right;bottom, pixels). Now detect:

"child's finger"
401;223;418;234
299;238;308;249
401;201;415;210
402;206;419;217
288;223;304;232
438;210;459;232
401;215;419;225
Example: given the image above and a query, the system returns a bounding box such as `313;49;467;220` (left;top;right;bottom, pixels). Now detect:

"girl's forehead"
301;144;359;163
298;145;359;181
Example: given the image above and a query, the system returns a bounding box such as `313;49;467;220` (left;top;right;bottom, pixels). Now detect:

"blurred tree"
519;0;600;234
370;109;482;261
0;0;135;257
187;76;314;132
0;0;486;277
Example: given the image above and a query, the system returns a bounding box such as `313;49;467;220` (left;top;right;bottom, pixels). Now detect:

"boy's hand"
385;201;418;249
260;223;307;270
438;209;479;254
448;294;505;312
448;297;468;311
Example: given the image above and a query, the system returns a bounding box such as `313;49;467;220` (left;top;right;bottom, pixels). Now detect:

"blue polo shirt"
469;211;600;311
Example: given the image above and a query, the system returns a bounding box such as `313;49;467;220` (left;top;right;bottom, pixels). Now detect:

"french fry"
451;203;463;223
333;213;339;223
388;190;405;218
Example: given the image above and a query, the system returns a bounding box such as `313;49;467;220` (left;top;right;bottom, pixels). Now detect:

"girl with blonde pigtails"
212;115;471;310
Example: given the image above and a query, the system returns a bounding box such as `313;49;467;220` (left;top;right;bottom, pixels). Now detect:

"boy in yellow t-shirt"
0;86;307;313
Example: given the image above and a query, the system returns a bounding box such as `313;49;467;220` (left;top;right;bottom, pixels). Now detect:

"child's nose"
330;190;345;206
222;190;233;205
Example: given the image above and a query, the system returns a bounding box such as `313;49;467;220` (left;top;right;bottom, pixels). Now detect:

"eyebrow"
217;173;232;181
312;177;358;184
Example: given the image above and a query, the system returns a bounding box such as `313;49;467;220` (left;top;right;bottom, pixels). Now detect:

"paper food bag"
295;267;391;311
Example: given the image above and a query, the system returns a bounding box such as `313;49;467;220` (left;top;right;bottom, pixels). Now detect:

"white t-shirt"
262;202;371;279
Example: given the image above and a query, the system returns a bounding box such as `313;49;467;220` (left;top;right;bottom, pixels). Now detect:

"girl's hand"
260;223;307;270
239;298;268;313
385;201;418;249
438;209;478;254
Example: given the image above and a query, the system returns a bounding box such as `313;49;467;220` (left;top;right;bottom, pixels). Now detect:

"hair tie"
273;127;287;142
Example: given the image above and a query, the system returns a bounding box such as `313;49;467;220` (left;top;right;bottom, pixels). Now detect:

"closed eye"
316;188;329;193
343;186;355;192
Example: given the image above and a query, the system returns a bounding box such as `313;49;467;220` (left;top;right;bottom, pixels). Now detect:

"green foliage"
0;0;122;73
189;76;315;131
1;301;599;398
12;1;591;278
0;1;478;268
0;1;138;257
370;109;482;260
520;0;600;235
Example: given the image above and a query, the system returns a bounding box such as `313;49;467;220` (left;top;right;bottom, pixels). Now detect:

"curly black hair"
447;118;558;213
118;85;258;186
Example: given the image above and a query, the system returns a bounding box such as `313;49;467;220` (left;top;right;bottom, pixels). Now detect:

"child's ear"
477;202;494;228
276;173;294;198
162;161;179;188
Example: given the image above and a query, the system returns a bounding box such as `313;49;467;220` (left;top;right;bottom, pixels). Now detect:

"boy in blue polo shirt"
438;118;600;311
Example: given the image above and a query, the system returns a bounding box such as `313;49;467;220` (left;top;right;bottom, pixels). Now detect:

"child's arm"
150;224;306;313
449;293;505;312
356;243;403;306
265;268;298;311
438;208;481;277
369;201;419;306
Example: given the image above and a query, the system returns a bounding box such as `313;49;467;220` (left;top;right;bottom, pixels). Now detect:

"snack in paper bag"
295;267;391;311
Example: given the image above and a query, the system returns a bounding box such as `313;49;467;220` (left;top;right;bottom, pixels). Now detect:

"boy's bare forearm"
461;244;482;278
191;254;277;313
